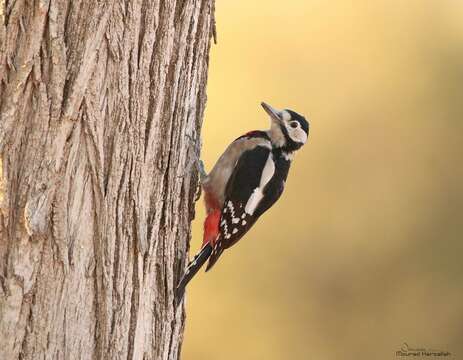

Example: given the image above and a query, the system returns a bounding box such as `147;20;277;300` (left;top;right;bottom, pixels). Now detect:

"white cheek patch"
286;124;307;144
291;127;307;144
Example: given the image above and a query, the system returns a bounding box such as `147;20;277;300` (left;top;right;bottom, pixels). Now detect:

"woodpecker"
176;102;309;301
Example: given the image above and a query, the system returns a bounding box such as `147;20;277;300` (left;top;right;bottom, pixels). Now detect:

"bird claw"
180;133;207;202
192;158;205;202
196;159;207;182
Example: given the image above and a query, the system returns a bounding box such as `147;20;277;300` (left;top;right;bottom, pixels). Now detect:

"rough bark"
0;0;215;359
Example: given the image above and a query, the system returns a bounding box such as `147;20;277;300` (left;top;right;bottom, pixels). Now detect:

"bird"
176;102;309;301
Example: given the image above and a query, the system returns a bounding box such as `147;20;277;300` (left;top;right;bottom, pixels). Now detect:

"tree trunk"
0;1;215;359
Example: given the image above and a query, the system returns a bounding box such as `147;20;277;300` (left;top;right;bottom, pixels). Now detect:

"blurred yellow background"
183;1;463;359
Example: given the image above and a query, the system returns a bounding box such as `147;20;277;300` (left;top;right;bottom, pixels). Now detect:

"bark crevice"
0;0;215;359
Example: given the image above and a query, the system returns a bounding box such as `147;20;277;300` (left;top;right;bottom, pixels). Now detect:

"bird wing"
205;145;274;271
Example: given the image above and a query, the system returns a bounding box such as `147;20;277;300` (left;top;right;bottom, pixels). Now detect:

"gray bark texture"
0;0;215;359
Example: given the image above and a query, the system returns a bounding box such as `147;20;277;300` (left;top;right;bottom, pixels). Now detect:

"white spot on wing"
222;221;229;236
245;189;264;216
227;201;236;218
245;152;275;215
232;228;238;234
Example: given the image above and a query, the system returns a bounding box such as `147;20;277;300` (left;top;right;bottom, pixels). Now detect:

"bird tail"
175;244;213;303
204;245;224;272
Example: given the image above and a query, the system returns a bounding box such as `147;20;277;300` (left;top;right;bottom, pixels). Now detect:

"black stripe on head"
285;109;309;135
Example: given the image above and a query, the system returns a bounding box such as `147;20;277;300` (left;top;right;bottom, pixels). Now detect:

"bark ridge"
0;1;215;359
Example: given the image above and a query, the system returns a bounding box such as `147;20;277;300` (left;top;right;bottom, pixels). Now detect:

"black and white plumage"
205;143;291;270
175;102;309;300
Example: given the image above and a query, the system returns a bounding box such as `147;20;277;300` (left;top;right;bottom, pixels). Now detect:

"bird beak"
261;102;282;123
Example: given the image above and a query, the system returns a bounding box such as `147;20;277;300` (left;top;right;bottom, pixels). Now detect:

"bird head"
261;102;309;151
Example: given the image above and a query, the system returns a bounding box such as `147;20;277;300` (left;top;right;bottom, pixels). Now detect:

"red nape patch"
234;130;259;141
244;130;261;137
203;210;221;246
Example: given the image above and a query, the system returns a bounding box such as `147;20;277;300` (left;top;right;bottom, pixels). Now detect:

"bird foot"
184;133;207;182
182;133;207;201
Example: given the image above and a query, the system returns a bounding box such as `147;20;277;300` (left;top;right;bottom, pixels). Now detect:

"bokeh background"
183;1;463;359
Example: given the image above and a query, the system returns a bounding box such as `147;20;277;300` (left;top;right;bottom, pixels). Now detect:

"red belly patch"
203;209;221;246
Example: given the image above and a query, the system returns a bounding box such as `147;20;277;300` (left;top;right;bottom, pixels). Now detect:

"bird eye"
290;121;299;128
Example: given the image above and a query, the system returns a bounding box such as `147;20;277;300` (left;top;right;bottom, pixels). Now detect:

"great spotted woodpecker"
176;102;309;300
